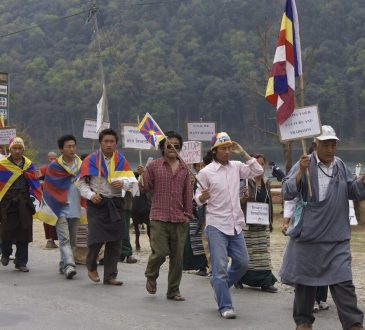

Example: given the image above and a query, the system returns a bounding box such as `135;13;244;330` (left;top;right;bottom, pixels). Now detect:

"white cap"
316;125;339;141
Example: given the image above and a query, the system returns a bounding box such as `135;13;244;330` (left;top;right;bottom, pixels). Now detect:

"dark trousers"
120;210;132;259
43;223;58;240
316;286;328;303
2;240;28;267
294;281;364;330
87;240;121;281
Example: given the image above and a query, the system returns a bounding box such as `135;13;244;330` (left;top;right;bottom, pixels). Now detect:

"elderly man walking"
0;137;41;272
281;125;365;330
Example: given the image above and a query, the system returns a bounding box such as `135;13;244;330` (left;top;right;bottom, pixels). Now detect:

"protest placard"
83;119;110;140
121;124;152;149
0;127;16;145
179;141;202;164
187;122;216;141
279;105;321;141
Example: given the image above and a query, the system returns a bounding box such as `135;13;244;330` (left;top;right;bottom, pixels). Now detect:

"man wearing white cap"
281;125;365;330
195;132;263;319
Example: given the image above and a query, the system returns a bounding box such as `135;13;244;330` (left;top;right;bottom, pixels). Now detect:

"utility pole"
89;0;109;123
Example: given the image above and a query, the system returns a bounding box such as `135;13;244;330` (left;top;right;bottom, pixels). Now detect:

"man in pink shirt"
195;132;263;319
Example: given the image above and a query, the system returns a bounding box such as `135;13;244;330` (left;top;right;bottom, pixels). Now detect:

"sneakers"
220;309;236;319
314;301;329;313
1;255;9;266
319;301;329;310
65;266;77;279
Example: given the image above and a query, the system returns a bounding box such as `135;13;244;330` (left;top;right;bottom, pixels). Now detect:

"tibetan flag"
0;156;42;202
80;149;137;183
265;0;302;125
35;155;82;225
138;113;165;149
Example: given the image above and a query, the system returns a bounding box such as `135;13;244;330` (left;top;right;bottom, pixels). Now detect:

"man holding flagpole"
138;130;192;301
79;128;138;285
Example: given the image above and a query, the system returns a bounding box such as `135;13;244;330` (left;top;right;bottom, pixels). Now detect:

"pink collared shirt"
195;159;263;235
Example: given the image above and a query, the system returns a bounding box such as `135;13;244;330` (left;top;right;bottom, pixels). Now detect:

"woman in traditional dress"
235;153;278;293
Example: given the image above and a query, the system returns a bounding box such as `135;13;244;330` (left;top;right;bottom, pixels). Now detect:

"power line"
0;0;189;39
0;9;90;39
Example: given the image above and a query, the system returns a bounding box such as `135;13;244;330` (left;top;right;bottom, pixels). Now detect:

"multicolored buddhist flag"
0;156;41;202
138;113;165;149
265;0;302;125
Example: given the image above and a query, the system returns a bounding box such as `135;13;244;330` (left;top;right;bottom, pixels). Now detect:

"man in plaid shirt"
138;131;192;301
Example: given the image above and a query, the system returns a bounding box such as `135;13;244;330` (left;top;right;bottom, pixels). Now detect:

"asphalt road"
0;246;350;330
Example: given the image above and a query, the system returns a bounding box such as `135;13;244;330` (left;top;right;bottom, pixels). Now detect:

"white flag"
96;84;109;133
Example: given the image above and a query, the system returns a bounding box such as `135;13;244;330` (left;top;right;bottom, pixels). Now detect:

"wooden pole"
137;115;143;166
299;75;312;196
97;146;102;195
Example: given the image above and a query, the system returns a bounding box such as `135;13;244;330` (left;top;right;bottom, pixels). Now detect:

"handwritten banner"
246;202;270;225
0;127;16;145
179;141;202;164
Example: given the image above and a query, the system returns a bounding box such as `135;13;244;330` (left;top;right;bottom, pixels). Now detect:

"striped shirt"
315;153;336;201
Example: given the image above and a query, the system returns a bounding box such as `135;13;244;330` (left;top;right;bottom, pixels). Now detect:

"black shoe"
98;258;104;265
261;285;278;293
15;265;29;272
234;282;244;289
1;255;9;266
126;255;138;264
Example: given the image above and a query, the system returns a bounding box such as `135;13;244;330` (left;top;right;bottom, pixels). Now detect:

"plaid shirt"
139;157;192;222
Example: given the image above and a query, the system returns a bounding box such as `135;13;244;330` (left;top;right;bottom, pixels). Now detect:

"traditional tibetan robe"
280;155;365;286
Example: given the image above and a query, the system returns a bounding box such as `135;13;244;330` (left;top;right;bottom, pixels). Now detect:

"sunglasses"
166;144;181;150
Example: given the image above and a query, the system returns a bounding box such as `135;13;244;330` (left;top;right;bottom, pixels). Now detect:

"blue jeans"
56;217;79;271
205;225;249;312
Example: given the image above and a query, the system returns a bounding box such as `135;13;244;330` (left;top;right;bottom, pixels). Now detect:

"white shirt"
195;159;263;235
315;153;336;201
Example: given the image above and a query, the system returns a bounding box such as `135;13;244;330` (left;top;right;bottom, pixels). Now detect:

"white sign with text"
279;105;321;141
0;128;16;145
83;119;110;140
187;122;216;141
121;124;152;149
0;85;7;95
180;141;202;164
246;202;270;225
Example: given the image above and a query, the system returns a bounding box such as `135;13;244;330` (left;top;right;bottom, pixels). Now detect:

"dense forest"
0;0;364;151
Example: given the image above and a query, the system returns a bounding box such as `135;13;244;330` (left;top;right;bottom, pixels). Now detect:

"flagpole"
137;115;143;166
90;1;107;196
299;75;312;196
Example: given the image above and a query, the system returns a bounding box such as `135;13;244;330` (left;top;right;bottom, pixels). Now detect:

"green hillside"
0;0;364;149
